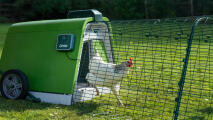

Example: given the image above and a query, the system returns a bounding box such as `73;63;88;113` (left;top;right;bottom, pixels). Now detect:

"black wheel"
0;70;29;99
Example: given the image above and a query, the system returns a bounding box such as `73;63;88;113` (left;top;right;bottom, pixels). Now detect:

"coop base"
73;83;111;103
28;84;111;105
29;91;73;105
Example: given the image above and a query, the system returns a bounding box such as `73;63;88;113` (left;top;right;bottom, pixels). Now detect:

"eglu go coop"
0;9;213;119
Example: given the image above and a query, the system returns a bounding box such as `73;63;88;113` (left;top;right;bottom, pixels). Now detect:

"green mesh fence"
177;17;213;120
74;16;213;120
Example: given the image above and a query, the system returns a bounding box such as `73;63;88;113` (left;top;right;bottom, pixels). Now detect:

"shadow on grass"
0;97;52;112
0;96;99;115
71;102;99;115
187;107;213;120
189;116;205;120
199;107;213;115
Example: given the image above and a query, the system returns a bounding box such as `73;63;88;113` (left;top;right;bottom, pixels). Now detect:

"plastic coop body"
0;10;114;105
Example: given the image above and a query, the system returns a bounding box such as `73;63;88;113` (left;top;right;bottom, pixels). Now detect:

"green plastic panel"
0;17;110;94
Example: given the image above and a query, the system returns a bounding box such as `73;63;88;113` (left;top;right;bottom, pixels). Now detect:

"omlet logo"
59;44;68;48
56;34;74;51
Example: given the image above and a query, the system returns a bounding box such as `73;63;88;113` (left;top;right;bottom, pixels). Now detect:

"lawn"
0;18;213;120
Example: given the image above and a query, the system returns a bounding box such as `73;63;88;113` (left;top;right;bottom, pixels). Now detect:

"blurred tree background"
0;0;213;22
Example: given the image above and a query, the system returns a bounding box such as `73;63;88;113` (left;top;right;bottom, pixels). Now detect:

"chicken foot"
89;83;100;96
94;85;100;96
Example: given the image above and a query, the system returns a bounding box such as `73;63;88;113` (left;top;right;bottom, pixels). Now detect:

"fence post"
173;16;208;120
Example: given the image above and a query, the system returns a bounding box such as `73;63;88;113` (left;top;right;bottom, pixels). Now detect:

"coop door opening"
77;22;114;84
77;42;90;83
77;40;108;83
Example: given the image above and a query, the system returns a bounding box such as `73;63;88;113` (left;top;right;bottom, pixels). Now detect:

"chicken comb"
129;57;133;64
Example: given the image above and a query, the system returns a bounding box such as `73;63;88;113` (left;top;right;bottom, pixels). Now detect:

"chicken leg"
89;83;100;96
111;82;124;106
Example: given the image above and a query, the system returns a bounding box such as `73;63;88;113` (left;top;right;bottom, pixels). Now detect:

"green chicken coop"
0;9;114;105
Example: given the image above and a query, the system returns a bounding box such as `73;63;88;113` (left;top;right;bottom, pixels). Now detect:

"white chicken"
86;51;133;106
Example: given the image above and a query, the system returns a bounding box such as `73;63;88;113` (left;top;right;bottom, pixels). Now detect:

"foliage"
1;0;213;21
13;0;72;21
0;16;9;23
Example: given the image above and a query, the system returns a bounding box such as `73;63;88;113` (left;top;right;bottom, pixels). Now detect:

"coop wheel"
0;70;29;99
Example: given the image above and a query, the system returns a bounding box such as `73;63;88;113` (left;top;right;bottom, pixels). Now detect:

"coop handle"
67;9;102;22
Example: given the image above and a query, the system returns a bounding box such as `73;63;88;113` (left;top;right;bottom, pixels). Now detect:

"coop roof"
8;17;110;33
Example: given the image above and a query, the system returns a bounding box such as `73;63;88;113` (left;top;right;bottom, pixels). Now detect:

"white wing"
86;73;115;87
89;53;125;80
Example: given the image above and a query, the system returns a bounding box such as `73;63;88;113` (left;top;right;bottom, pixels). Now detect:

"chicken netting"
74;16;213;120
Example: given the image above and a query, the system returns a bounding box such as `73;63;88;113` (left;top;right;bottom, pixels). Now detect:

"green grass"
0;21;213;120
